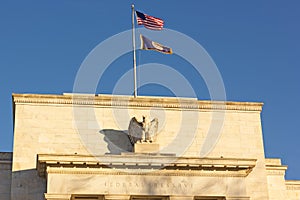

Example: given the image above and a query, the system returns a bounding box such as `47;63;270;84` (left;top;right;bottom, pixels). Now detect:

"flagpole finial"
131;4;134;9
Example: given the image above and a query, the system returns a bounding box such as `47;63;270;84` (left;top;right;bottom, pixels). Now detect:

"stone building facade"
1;93;299;200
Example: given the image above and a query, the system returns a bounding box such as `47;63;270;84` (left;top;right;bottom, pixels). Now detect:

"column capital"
44;193;71;200
169;196;194;200
105;194;130;200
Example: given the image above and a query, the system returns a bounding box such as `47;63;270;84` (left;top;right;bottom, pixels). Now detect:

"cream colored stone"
44;193;71;200
105;194;129;200
134;143;160;153
286;180;300;200
0;93;295;200
169;196;193;200
45;168;248;196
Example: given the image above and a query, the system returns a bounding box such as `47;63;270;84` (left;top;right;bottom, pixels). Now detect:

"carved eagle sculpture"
128;116;158;145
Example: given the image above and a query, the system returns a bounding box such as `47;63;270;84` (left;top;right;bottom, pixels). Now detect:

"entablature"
13;93;263;111
37;154;256;178
286;180;300;190
265;158;288;176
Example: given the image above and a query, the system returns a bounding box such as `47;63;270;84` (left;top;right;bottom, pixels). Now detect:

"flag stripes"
135;11;164;30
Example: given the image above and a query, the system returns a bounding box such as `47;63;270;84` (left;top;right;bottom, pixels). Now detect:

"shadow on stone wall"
11;169;46;200
0;152;12;200
99;129;133;154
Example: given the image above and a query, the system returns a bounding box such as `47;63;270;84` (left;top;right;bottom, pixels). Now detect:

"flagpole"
131;4;137;98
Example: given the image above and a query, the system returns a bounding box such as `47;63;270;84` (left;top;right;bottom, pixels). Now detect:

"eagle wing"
128;117;143;144
147;118;158;142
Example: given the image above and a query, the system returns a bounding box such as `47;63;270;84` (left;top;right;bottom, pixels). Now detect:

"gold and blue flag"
140;34;172;54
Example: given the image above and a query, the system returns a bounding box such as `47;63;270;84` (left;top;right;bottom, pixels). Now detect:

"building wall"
265;158;288;199
9;93;298;200
0;152;12;200
286;180;300;200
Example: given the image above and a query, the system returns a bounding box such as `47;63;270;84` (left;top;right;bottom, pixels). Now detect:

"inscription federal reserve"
104;181;193;189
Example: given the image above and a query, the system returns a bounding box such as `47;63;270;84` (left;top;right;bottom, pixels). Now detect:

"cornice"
37;154;256;178
13;93;263;112
286;180;300;190
265;164;288;176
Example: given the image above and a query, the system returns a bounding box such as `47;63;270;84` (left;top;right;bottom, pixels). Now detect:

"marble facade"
0;93;299;200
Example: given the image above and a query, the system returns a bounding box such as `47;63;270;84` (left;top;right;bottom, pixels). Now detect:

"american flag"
135;11;164;30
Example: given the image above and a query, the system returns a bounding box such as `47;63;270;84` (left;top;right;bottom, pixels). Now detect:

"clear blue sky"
1;1;299;180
